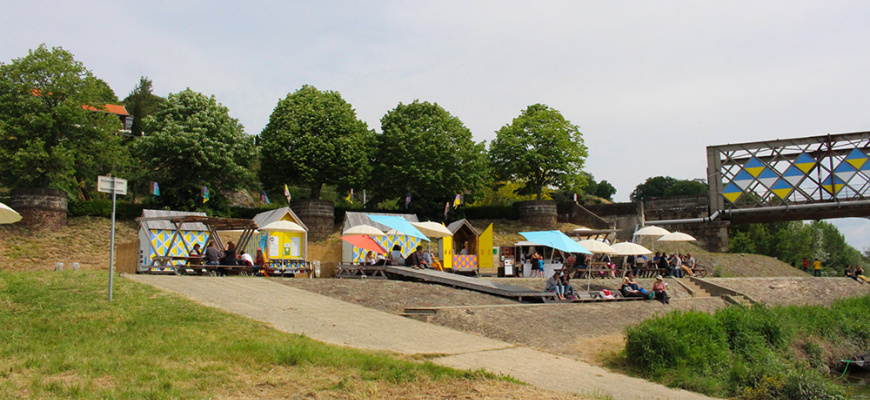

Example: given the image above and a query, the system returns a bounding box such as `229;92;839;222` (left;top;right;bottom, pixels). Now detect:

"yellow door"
478;224;493;272
442;236;453;270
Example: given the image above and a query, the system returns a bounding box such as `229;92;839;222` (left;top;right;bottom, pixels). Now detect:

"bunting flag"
405;192;411;209
453;193;461;207
444;202;450;218
283;184;291;203
202;186;209;203
151;182;160;196
261;190;270;205
346;188;353;202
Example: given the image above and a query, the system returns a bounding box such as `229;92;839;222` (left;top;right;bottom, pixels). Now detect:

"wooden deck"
382;266;556;302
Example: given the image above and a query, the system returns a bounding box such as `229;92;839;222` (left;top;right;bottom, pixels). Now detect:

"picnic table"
263;259;311;278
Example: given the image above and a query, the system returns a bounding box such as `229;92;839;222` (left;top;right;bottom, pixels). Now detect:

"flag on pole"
453;193;461;207
151;182;160;196
202;186;209;203
444;201;450;218
283;184;291;203
261;190;270;205
405;192;411;209
346;188;353;202
573;193;578;203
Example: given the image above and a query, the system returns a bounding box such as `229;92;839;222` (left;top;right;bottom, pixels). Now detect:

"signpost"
98;176;127;301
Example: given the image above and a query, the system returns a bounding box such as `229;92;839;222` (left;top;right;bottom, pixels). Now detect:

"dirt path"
125;274;716;400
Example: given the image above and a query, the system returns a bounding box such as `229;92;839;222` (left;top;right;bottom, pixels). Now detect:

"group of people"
361;246;442;270
619;273;670;304
189;241;266;275
643;252;700;278
844;265;870;284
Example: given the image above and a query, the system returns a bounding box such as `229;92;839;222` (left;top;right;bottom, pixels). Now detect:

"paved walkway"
125;275;716;399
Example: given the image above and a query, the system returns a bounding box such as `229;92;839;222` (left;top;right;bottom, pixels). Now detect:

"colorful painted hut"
251;207;309;263
137;209;209;272
341;212;422;263
441;219;493;274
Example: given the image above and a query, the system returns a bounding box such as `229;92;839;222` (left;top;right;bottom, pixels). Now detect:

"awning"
519;231;592;254
340;235;388;255
367;215;429;241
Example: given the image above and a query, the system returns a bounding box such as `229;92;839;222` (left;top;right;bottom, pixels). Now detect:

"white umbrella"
260;220;306;232
0;202;22;224
658;232;697;242
343;224;385;236
575;239;615;254
610;242;653;256
411;221;453;238
634;226;671;236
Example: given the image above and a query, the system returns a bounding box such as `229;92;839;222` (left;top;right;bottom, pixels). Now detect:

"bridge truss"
707;131;870;224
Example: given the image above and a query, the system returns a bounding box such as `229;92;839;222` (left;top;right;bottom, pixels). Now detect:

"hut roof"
253;207;308;231
447;219;479;236
343;211;419;231
139;209;208;231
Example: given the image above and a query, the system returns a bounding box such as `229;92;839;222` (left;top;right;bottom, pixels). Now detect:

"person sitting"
239;250;255;274
389;245;404;266
545;271;567;300
620;276;651;299
254;248;266;276
423;250;433;266
855;265;870;284
414;246;429;268
559;270;575;300
680;253;696;277
430;255;443;271
374;252;387;265
364;251;376;265
218;242;238;276
204;242;222;266
652;275;670;304
845;265;856;280
601;253;616;279
657;252;671;277
188;243;204;266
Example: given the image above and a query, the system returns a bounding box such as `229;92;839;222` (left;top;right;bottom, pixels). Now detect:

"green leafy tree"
259;85;373;200
373;100;488;217
122;76;165;137
135;88;256;210
489;104;588;200
0;44;128;194
630;176;708;201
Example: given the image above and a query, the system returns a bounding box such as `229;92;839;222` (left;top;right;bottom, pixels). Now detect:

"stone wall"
583;202;643;242
291;200;334;241
556;202;613;229
644;195;708;220
514;200;557;227
10;188;68;229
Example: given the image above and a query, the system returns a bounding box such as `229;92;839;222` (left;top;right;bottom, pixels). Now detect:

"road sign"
97;176;127;195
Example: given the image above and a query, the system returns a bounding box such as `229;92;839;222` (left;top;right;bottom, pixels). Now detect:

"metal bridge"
706;130;870;224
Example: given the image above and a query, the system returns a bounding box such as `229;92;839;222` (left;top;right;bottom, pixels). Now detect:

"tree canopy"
0;44;128;194
489;104;588;200
630;176;708;202
259;85;373;200
373;100;488;216
135;88;256;210
122;76;165;137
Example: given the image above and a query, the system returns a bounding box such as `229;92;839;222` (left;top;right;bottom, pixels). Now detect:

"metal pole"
108;178;117;301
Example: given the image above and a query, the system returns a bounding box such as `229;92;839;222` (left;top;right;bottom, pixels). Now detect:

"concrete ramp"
383;266;556;302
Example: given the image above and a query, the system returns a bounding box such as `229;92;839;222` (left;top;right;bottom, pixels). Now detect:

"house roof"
139;209;208;231
343;211;419;231
253;207;308;231
82;104;129;116
447;219;479;236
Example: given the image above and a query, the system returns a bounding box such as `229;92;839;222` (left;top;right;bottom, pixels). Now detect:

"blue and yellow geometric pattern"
821;175;845;195
845;148;868;170
794;153;816;174
349;234;421;263
744;157;766;178
723;183;742;203
149;229;208;265
452;254;478;271
771;179;793;200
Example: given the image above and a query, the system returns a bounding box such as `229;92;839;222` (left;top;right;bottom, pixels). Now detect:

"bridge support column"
655;220;730;253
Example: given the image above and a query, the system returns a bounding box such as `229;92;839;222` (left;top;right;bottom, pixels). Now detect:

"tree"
259;85;373;200
489;104;588;200
630;176;708;202
373;100;488;217
135;88;256;210
122;76;165;137
0;44;129;194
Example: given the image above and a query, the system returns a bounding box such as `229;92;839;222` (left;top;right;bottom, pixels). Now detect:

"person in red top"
802;258;809;272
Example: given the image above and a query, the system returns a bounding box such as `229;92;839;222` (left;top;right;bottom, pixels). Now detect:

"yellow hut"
251;207;308;265
441;219;493;275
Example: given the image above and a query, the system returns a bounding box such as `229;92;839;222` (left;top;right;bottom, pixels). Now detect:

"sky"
3;1;870;251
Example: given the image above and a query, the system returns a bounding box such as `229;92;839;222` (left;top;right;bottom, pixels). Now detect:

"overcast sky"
3;1;870;252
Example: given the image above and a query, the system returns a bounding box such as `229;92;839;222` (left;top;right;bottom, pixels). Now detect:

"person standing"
813;258;822;277
802;257;810;272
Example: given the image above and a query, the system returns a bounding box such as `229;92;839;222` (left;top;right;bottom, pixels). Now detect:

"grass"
619;298;870;399
0;270;517;399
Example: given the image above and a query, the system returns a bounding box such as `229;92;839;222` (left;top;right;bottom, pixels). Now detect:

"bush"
462;205;518;220
68;200;146;219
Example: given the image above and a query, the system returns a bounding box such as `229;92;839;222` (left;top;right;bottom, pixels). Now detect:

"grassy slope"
0;270;588;399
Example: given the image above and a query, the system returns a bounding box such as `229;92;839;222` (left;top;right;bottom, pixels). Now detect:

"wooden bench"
336;264;388;279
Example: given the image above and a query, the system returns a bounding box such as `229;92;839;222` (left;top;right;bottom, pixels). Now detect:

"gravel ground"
279;275;870;364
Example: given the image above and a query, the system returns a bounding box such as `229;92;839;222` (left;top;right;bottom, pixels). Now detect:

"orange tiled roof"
82;104;129;116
